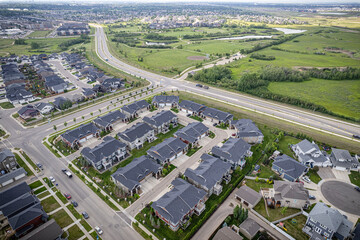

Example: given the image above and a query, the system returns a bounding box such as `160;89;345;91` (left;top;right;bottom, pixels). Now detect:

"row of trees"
250;53;275;61
144;33;177;41
308;67;360;80
59;34;90;51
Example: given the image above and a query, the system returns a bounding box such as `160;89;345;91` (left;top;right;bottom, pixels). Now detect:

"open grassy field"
27;30;52;38
268;79;360;120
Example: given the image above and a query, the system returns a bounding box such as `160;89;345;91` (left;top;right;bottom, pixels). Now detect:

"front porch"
194;201;206;216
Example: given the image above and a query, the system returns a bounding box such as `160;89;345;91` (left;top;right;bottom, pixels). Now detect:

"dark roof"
235;186;261;206
273;154;308;180
0;148;14;162
175;122;208;144
82;88;96;97
152;178;206;225
239;218;261;238
93;110;127;128
19;219;62;240
231;119;263;138
1;193;38;218
18;105;39;116
81;136;126;164
152;95;179;104
213;227;243;240
147;137;187;163
184;154;231;191
0;168;26;185
274;181;309;201
212;138;251;164
330;148;359;169
52;97;69;109
117;122;153;143
61;123;100;144
5;84;33;102
0;182;31;206
202;107;233;122
121;100;150;115
179;100;205;113
112;155;162;190
44;74;66;88
143;110;177;128
8;203;46;230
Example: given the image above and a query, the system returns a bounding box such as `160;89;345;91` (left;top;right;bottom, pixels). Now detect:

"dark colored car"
355;186;360;192
353;135;360;139
186;114;191;117
64;193;71;200
203;86;209;89
62;169;67;173
196;84;203;88
309;195;316;200
213;123;217;126
71;201;78;207
82;212;89;219
36;163;43;170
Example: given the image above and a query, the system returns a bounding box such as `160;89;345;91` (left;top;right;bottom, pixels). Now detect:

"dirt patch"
324;48;359;60
293;66;348;71
187;56;208;61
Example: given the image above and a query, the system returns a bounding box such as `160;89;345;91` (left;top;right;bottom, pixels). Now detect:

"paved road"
93;24;360;146
321;180;360;215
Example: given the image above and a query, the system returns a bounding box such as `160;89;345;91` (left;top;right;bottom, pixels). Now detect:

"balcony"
194;202;205;216
214;183;223;196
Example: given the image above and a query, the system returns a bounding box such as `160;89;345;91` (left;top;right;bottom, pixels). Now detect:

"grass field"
28;30;52;38
278;136;301;156
0;102;15;109
284;214;308;240
349;171;360;187
67;224;84;240
254;198;302;222
50;209;73;228
268;79;360;120
244;179;273;192
41;196;61;213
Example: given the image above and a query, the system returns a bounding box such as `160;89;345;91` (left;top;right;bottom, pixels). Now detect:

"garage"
159;103;165;108
169;155;176;162
176;151;183;158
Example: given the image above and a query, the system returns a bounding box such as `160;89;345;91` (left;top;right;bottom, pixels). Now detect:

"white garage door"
159;103;165;107
177;151;183;158
15;173;26;180
170;155;176;162
79;138;87;143
86;135;93;140
181;109;187;113
2;179;14;187
166;103;171;106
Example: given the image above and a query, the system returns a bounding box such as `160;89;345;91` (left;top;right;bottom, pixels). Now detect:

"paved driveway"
321;180;360;215
317;167;336;179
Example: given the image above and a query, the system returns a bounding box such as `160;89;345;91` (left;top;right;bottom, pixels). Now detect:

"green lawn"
29;180;43;189
0;102;14;109
50;209;73;228
90;231;102;240
245;179;273;192
80;219;92;232
268;79;360;120
37;191;50;199
14;153;34;176
257;165;276;179
67;204;81;219
56;191;68;204
186;146;202;157
67;224;84;240
28;30;52;38
284;214;308;240
349;171;360;187
278;136;301;156
307;169;322;184
133;222;152;240
254;198;301;222
41;196;61;213
34;186;47;194
21;151;40;172
189;115;203;122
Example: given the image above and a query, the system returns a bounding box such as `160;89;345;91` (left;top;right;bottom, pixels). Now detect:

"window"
315;227;322;234
320;224;327;230
324;232;329;237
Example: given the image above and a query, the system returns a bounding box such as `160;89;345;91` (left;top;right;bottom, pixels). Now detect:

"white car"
49;176;56;183
302;176;311;183
95;226;103;235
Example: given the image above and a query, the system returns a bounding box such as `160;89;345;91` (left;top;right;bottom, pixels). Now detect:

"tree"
281;206;288;215
64;122;67;127
90;112;93;116
82;116;85;120
73;118;76;123
225;216;231;225
30;42;40;49
233;205;239;219
53;125;57;131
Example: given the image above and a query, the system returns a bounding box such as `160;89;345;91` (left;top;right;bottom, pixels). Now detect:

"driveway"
317;167;336;179
321;180;360;215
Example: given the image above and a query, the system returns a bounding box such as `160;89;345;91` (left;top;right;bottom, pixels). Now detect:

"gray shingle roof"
143;110;177;128
20;219;62;240
34;102;53;112
121;100;150;115
152;178;206;225
17;105;39;116
52;97;68;109
235;186;261;206
231;119;263;138
112;155;162;190
273;181;309;201
61;123;100;145
0;168;26;185
0;182;31;206
179;100;205;113
8;203;45;230
117;122;153;143
213;227;243;240
202;107;233;122
0;148;14;163
0;192;38;218
174;122;208;144
212;138;251;164
330;148;359;169
152;95;179;104
81;136;126;164
93;110;127;128
239;218;260;238
147;137;187;164
184;154;231;191
273;154;308;180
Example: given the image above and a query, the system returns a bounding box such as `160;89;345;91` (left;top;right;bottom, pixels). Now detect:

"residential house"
330;148;359;171
68;93;84;103
231;119;264;144
0;182;48;237
212;138;252;169
147;137;188;165
272;154;308;182
292;139;332;168
93;110;128;131
152;95;179;108
0;168;27;188
184;154;232;196
82;88;96;99
213;227;243;240
44;74;68;93
121;100;150;119
5;83;35;105
117;122;155;150
235;186;261;208
201;107;233;125
303;202;353;240
57;23;90;36
174;122;209;147
52;97;70;110
111;155;162;196
265;181;309;209
178;100;206;116
239;218;261;240
34;102;54;115
143;110;178;134
17;105;39;120
19;219;62;240
100;78;124;92
1;63;26;86
0;149;17;173
152;178;207;231
60;123;100;149
81;136;128;171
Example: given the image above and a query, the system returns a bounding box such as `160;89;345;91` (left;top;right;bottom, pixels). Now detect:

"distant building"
152;95;179;108
60;123;100;149
201;107;233;125
330;148;359;171
57;22;90;36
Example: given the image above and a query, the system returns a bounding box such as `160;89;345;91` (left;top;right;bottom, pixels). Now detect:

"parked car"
64;193;71;200
71;201;78;207
49;176;56;183
302;176;311;183
186;114;191;117
355;186;360;192
95;226;103;235
353;135;360;139
36;163;43;169
309;195;316;200
232;133;236;137
82;212;89;219
203;85;209;89
195;84;203;88
213;123;217;126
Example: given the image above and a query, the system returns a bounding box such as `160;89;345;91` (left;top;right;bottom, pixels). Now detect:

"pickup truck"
62;169;72;178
